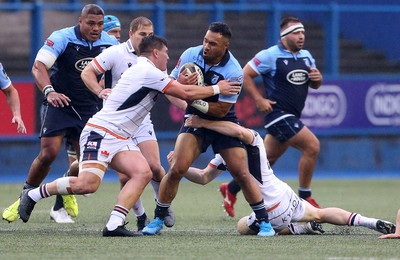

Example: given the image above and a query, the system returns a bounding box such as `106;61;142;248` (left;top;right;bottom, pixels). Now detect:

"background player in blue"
63;14;121;168
2;4;118;224
0;62;26;134
219;17;323;216
103;15;121;41
143;22;275;237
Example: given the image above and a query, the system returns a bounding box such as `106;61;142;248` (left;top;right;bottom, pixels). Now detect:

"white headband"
280;24;305;38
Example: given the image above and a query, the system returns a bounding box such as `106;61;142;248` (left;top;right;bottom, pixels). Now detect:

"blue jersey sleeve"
170;47;196;79
0;63;12;90
249;48;275;76
40;27;71;59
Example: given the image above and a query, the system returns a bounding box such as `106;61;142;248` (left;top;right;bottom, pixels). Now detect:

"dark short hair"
208;22;232;40
139;35;168;55
280;17;302;29
81;4;104;17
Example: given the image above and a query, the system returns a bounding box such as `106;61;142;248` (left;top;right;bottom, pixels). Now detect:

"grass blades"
0;179;399;259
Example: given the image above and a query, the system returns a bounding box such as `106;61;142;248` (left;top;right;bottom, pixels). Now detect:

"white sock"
132;198;145;217
151;179;160;199
348;213;377;229
106;205;128;231
28;185;50;202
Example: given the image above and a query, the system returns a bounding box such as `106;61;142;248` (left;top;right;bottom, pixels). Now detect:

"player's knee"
305;141;320;158
312;209;323;222
168;165;185;181
118;173;129;185
231;170;250;183
149;163;165;181
79;184;98;194
38;149;58;164
70;178;99;194
140;169;153;183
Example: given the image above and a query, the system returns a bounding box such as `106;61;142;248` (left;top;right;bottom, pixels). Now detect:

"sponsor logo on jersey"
211;74;220;85
365;84;400;126
301;85;346;127
75;58;93;71
286;69;308;85
228;76;243;84
86;141;97;149
283;59;288;66
100;150;109;158
45;39;54;47
253;57;261;67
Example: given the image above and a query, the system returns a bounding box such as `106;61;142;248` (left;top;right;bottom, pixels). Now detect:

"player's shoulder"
100;41;124;55
182;45;203;58
124;57;153;75
226;51;242;69
95;31;119;46
299;49;313;58
48;26;75;41
261;45;282;56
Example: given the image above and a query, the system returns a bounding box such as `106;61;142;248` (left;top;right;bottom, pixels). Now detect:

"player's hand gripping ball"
179;62;204;86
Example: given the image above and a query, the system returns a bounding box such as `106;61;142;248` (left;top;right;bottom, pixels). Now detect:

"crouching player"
180;115;396;236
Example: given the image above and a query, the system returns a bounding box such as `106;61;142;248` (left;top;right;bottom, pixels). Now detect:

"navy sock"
250;200;269;223
53;194;64;210
298;189;311;199
23;182;38;190
228;180;241;196
154;201;170;220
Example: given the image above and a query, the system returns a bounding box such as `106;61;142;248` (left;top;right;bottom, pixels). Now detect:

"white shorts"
79;125;140;165
132;114;157;145
248;188;306;231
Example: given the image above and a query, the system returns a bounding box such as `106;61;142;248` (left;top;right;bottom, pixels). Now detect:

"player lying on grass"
176;115;396;236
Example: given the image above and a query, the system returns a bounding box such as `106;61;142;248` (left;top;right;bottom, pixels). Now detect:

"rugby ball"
179;62;204;86
237;215;257;235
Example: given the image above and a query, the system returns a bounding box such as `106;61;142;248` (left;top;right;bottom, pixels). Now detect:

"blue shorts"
264;111;304;143
40;103;97;141
179;120;244;154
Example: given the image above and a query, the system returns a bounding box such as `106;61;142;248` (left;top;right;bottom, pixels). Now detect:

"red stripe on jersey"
92;58;106;73
162;79;175;93
208;163;217;168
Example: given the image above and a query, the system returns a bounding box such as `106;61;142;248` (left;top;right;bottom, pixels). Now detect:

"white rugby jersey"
91;39;138;88
87;57;173;138
249;130;289;206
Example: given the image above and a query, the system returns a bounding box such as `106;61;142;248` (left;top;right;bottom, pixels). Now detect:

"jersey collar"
126;39;137;55
199;48;231;67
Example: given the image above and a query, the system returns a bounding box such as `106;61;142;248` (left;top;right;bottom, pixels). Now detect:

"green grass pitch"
1;179;399;259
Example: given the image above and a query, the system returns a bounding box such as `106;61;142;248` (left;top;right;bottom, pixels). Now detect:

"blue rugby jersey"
170;45;243;122
0;63;11;90
40;25;118;114
248;42;316;118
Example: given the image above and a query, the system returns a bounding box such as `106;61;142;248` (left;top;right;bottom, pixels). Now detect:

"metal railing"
1;1;400;79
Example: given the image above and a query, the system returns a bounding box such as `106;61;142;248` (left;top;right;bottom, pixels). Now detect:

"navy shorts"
40;103;97;141
264;111;304;143
179;119;244;154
